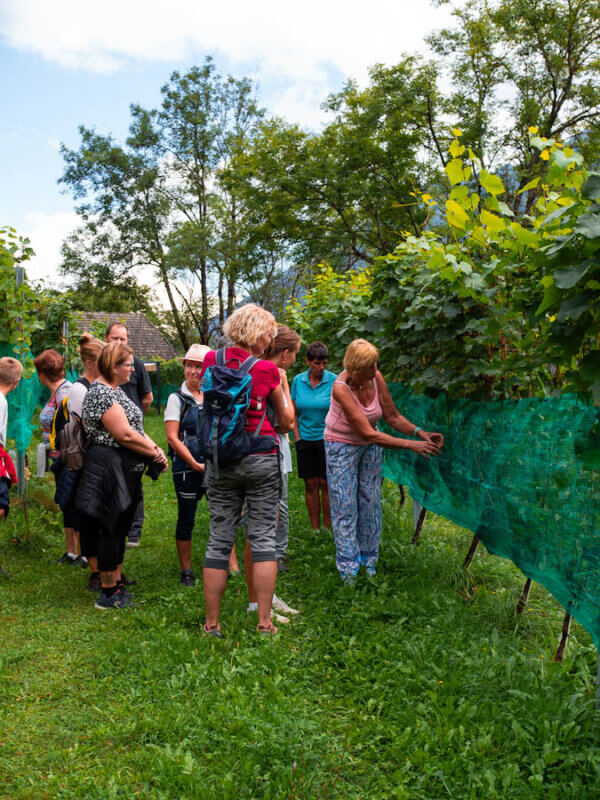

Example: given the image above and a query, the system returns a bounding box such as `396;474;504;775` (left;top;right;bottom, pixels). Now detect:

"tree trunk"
174;284;204;340
199;255;209;344
227;276;236;316
155;245;189;351
218;266;225;332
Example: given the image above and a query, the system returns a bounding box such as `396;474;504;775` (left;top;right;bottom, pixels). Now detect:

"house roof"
75;312;180;362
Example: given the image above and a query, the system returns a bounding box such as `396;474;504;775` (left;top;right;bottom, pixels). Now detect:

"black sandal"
256;623;278;636
203;623;224;639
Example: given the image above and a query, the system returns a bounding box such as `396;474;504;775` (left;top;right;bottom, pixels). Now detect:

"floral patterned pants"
325;441;383;579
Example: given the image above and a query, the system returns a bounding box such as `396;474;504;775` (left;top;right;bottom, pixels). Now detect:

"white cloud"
270;81;333;131
20;212;187;309
1;1;455;123
22;211;79;284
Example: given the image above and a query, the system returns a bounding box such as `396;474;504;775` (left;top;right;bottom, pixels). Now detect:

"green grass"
1;417;599;799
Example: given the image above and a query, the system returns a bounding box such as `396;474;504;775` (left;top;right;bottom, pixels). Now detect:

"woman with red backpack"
201;304;294;637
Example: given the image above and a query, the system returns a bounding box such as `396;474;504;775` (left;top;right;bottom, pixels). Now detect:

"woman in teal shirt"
291;341;336;532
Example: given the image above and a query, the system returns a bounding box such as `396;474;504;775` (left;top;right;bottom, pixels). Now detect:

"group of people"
0;303;444;636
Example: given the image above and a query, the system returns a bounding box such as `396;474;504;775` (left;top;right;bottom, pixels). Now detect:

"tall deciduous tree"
429;0;600;197
155;60;266;337
237;59;440;273
59;118;190;348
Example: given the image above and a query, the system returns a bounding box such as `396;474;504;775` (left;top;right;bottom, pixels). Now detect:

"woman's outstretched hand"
418;430;444;450
410;439;440;459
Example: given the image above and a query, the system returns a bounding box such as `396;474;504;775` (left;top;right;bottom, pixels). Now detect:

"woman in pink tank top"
324;339;444;583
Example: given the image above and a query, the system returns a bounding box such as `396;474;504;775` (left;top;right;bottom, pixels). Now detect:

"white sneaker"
247;602;290;624
272;594;299;615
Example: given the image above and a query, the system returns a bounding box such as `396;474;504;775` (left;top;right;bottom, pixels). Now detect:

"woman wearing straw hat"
165;344;240;586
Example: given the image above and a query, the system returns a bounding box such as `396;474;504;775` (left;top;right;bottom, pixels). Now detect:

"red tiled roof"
75;312;180;362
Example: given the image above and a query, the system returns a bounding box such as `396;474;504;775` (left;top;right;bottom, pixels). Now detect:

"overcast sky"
0;0;456;287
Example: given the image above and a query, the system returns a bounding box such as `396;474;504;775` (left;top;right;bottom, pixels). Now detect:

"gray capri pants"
276;471;289;559
204;453;280;570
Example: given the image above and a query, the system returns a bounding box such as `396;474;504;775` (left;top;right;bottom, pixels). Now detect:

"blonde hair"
79;332;105;365
97;342;133;382
343;339;379;375
223;304;278;350
0;357;23;387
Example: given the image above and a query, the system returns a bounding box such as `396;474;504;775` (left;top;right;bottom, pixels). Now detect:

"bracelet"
413;427;421;436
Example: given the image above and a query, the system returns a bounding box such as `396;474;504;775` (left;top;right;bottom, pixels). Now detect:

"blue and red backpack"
197;348;276;476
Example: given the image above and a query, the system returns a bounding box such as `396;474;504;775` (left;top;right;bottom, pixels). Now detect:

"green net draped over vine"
0;343;42;453
382;385;600;648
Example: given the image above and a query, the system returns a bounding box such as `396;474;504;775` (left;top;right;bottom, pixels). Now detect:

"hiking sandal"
257;623;278;636
203;623;224;639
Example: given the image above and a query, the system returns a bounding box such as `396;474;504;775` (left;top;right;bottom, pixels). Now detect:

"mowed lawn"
1;416;599;800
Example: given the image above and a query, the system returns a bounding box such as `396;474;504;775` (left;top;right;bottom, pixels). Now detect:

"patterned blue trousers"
325;441;383;579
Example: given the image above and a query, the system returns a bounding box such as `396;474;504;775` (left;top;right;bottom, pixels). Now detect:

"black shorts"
295;438;327;481
0;477;10;519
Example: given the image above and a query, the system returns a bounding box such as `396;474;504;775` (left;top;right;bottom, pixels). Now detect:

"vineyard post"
554;613;572;663
516;578;533;614
398;485;406;506
463;535;480;568
156;361;161;415
411;501;427;545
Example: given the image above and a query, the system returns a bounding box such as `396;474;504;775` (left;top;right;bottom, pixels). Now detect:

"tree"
61;225;160;317
237;59;441;274
155;61;267;337
290;132;600;401
0;227;43;358
61;60;276;343
60;118;191;348
429;0;600;199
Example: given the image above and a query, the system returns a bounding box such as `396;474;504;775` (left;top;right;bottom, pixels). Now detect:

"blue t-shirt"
291;369;337;441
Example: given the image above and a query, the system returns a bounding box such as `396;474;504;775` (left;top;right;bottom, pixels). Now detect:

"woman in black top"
80;342;167;609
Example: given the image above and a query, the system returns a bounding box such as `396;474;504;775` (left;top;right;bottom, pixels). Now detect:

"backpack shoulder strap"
176;391;194;424
251;406;268;438
50;380;68;409
216;348;226;367
239;355;258;373
77;377;91;389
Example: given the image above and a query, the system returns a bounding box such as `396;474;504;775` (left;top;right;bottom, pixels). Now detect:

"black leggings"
97;471;143;571
79;512;100;559
173;471;206;541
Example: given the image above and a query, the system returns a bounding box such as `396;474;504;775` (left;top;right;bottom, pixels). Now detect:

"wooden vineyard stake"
412;507;427;545
516;578;533;614
463;535;480;568
398;485;406;506
554;613;572;663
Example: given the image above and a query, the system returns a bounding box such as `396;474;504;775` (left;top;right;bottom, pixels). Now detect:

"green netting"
155;382;180;408
382;385;600;647
0;343;42;453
